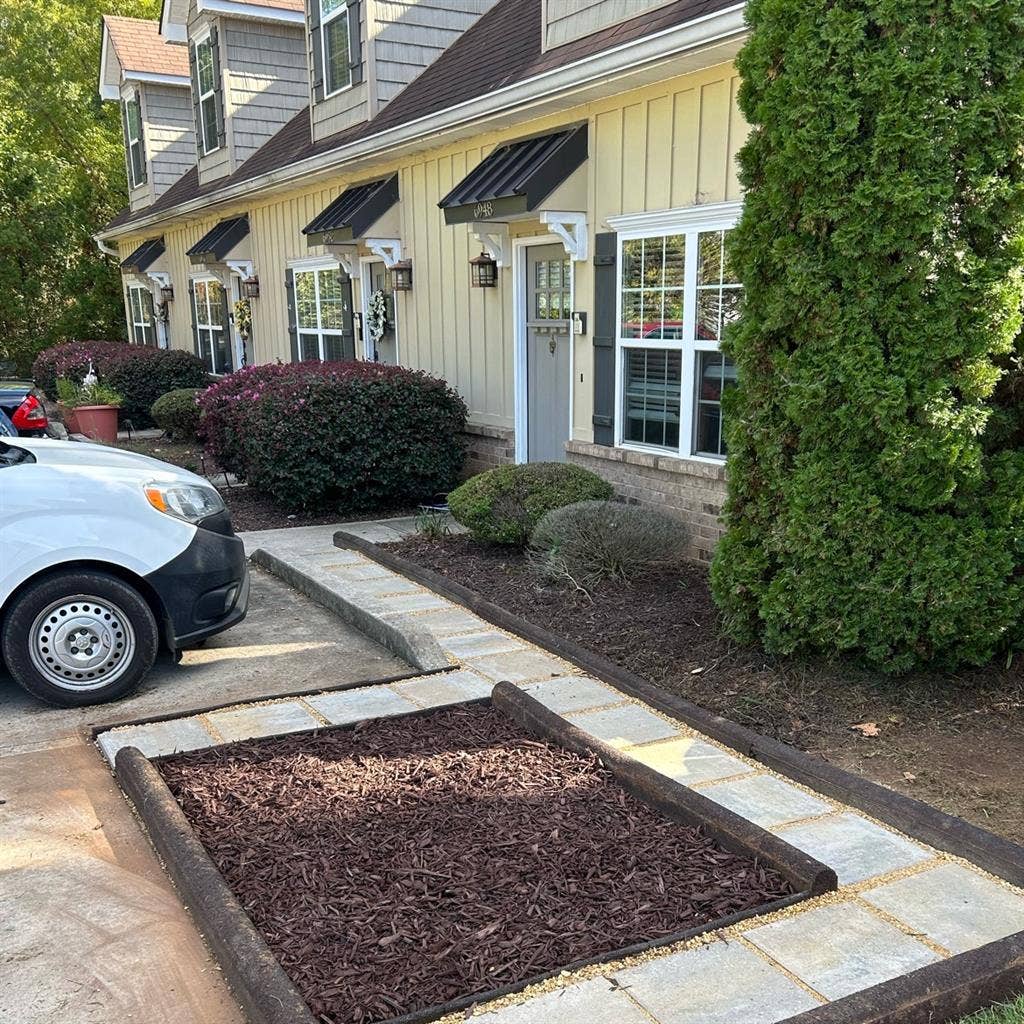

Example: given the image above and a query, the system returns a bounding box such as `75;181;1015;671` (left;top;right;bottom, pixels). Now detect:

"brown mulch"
160;705;794;1024
389;536;1024;845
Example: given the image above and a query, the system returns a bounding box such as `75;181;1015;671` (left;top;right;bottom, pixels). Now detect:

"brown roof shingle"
104;16;190;78
105;0;738;231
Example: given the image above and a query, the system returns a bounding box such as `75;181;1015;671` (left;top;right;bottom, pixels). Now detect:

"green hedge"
151;388;203;441
710;0;1024;672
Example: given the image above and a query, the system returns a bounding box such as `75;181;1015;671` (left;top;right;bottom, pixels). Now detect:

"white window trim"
125;96;146;189
358;255;399;363
291;260;347;361
192;273;230;374
320;0;353;100
611;201;742;464
127;283;156;346
194;32;221;156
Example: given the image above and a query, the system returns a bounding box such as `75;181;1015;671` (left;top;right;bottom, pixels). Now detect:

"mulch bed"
159;705;793;1024
387;536;1024;845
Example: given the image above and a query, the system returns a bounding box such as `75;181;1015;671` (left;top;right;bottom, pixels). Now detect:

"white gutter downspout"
95;235;120;258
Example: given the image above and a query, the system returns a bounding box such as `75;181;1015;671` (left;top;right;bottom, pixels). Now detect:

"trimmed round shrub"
151;388;203;441
530;500;689;583
197;361;467;511
448;463;613;546
33;341;210;426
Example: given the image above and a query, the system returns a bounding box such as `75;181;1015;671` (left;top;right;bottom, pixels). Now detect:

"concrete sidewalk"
0;567;409;1024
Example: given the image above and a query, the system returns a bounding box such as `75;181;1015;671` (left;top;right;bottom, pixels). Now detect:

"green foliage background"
0;0;159;373
711;0;1024;672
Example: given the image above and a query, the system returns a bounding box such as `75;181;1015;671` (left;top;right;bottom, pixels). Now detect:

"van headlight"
144;482;225;524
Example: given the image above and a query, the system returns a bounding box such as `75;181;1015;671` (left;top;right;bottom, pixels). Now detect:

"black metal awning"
438;125;587;225
302;175;400;247
120;237;165;273
186;216;250;264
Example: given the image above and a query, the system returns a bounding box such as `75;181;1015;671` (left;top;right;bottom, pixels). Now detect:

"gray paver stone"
700;774;832;829
441;631;527;659
744;902;940;1000
305;686;418;726
568;703;680;749
374;592;453;614
613;939;821;1024
392;670;494;708
342;575;423;598
521;676;624;715
465;648;571;683
404;606;491;637
97;717;216;764
861;862;1024;954
775;813;933;885
471;977;651;1023
628;736;754;787
207;700;321;742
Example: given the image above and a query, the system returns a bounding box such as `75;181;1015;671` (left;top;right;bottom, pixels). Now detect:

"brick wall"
463;423;515;476
565;440;727;562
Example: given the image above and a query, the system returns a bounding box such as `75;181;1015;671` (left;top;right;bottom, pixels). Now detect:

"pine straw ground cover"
159;705;794;1024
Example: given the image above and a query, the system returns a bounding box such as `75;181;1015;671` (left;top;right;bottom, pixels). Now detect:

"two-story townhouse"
96;0;748;561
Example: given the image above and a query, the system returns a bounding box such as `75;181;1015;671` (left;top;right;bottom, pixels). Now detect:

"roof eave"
97;3;748;241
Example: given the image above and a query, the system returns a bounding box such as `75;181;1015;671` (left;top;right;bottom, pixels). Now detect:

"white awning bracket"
540;211;588;262
225;259;254;279
365;238;403;268
472;224;509;268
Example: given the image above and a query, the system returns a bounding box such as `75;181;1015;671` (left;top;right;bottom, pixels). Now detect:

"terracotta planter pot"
57;404;80;434
67;405;119;444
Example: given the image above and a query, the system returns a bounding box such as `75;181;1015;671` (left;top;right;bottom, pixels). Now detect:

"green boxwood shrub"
151;388;203;441
197;361;467;511
530;500;689;584
448;463;613;546
710;0;1024;672
33;342;210;426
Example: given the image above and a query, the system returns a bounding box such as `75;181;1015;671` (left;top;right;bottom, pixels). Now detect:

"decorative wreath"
233;297;253;339
367;289;389;344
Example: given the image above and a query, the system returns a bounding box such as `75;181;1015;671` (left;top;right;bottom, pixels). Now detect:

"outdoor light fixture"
470;251;498;288
241;275;261;299
159;283;175;304
390;260;413;291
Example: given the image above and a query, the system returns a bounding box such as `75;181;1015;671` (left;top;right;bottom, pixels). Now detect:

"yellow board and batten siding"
120;61;746;442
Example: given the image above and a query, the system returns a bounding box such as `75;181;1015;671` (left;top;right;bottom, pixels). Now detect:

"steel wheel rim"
28;595;137;691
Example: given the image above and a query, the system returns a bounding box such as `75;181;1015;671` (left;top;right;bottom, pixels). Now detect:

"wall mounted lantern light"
390;260;413;291
241;275;261;299
159;283;175;304
469;251;498;288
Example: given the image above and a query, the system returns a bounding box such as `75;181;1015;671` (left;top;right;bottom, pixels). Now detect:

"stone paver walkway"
96;532;1024;1024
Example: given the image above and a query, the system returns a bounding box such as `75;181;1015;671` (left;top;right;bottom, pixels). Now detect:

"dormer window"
123;95;146;188
195;35;220;154
321;0;351;96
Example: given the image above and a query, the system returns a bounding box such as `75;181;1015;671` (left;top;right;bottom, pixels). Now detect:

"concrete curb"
114;746;318;1024
249;547;450;674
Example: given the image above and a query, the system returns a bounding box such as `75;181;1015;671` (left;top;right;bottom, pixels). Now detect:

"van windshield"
0;442;35;467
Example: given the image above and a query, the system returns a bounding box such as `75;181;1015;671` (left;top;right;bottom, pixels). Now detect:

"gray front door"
525;244;571;462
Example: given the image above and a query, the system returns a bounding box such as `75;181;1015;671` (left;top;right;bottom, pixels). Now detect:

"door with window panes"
619;224;741;459
191;278;233;375
526;244;572;462
294;266;355;361
363;261;397;365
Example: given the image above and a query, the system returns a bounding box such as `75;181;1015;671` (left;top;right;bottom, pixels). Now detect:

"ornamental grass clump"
711;0;1024;672
197;361;467;511
530;500;689;585
448;463;614;546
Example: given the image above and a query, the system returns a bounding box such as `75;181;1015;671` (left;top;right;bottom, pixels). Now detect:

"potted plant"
56;375;124;443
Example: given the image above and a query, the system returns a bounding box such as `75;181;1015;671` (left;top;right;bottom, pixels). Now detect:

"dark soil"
160;704;794;1024
390;536;1024;845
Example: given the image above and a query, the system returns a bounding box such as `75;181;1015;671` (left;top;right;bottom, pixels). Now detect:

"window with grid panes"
294;266;349;361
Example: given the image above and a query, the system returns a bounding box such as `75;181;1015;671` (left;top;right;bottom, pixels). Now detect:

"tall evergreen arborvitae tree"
711;0;1024;672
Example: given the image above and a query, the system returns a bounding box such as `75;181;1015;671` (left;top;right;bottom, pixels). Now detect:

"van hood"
6;437;210;487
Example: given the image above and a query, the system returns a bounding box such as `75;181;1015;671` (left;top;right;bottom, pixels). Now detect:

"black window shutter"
347;0;363;86
592;231;617;445
210;25;227;147
220;282;234;372
188;280;201;358
339;270;355;359
285;269;300;362
188;43;202;156
120;99;134;186
125;286;134;344
135;89;148;184
308;0;324;103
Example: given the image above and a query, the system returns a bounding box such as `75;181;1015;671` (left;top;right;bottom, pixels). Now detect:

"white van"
0;438;248;706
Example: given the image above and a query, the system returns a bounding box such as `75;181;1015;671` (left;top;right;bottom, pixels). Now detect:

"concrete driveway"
0;565;409;1024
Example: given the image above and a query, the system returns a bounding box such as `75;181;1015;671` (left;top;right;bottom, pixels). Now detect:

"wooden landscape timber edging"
113;746;319;1024
334;530;1024;890
491;680;836;899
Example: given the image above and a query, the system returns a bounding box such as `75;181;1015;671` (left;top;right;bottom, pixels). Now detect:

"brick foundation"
565;440;727;562
463;423;515;476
